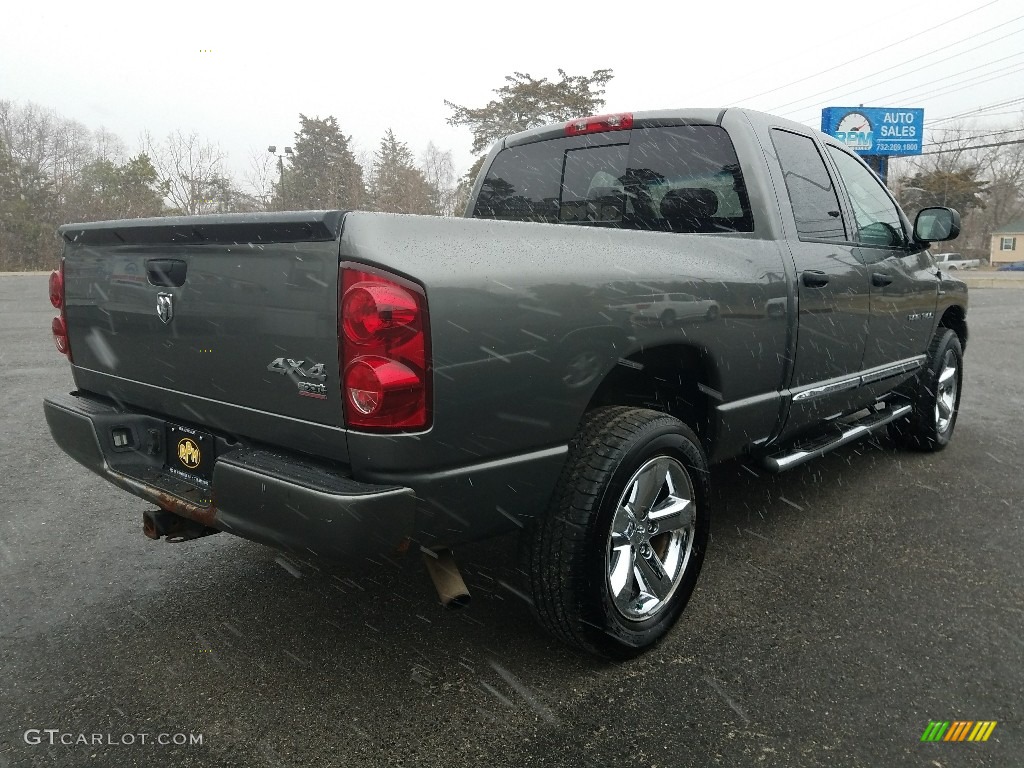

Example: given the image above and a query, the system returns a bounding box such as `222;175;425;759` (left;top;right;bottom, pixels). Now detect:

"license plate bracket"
165;423;215;486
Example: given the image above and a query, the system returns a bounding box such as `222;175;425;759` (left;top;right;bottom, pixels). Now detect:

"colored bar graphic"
945;721;972;741
971;722;997;742
921;720;996;742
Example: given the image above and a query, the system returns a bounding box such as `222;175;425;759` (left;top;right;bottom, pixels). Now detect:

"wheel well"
584;344;718;450
939;305;967;351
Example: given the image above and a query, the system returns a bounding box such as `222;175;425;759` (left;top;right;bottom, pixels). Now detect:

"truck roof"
500;107;835;150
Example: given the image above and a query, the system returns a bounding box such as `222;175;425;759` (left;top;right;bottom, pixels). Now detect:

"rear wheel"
889;328;963;451
522;407;710;658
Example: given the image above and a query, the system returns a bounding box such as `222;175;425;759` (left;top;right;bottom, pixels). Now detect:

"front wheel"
889;328;963;451
522;407;710;658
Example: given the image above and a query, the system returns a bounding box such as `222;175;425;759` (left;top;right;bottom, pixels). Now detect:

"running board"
763;404;912;472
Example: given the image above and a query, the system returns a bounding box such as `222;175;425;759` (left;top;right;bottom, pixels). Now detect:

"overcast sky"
2;0;1022;181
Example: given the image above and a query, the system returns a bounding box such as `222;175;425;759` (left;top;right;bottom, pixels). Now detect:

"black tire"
889;328;963;451
522;407;711;659
706;304;720;321
659;310;676;326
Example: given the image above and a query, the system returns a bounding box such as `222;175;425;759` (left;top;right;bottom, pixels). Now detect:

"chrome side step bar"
763;404;912;473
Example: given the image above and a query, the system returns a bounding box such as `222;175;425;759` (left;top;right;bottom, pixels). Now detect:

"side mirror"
914;207;961;242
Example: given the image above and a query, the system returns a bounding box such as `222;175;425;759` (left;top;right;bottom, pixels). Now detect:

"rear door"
769;128;871;434
824;146;939;371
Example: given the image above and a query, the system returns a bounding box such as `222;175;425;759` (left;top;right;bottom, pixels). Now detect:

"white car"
934;252;980;270
616;292;720;326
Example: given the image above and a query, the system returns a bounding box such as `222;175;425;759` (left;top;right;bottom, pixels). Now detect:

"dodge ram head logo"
267;357;328;400
157;292;174;324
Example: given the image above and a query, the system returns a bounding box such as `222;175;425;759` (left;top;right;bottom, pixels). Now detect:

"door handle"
871;272;894;287
802;270;829;288
147;259;188;287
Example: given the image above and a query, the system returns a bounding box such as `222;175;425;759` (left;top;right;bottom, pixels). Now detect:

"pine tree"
445;68;614;195
369;129;437;215
283;115;366;211
67;153;167;221
445;69;614;155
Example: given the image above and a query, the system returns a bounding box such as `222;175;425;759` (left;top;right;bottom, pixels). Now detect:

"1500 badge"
267;357;328;400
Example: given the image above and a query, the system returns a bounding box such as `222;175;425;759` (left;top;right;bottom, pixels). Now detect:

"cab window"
473;125;754;233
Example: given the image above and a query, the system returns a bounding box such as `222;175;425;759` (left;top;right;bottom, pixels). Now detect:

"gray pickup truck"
44;108;967;658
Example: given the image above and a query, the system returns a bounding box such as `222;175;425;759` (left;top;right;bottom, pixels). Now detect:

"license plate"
165;423;215;486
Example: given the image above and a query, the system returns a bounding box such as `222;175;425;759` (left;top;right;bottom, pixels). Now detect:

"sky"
2;0;1023;184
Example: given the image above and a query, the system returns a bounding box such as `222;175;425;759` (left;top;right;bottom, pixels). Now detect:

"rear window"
472;125;753;233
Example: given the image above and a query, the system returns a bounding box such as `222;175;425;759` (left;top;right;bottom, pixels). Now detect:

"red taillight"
340;265;430;431
342;283;419;344
49;269;63;309
49;260;71;360
52;316;69;355
565;112;634;137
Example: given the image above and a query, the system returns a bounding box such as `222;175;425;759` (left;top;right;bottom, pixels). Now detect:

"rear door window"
770;129;847;242
473;125;753;233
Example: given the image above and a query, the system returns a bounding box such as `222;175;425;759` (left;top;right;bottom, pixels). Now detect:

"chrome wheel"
606;455;696;621
935;349;958;434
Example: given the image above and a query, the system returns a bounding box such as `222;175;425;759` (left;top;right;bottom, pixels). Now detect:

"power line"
931;127;1024;135
930;97;1024;125
918;138;1024;155
926;128;1024;144
781;53;1024;121
870;62;1024;108
767;18;1024;114
731;0;1003;104
941;110;1024;120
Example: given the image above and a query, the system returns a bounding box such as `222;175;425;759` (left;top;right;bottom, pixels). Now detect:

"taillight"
565;112;634;137
49;269;63;309
49;260;71;360
340;264;430;431
52;317;69;355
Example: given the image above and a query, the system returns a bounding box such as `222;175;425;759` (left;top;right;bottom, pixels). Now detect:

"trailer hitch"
142;509;220;543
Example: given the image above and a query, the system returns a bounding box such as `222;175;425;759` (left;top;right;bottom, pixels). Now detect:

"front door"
824;146;939;371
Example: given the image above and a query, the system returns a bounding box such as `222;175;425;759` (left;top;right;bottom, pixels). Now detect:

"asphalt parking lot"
1;275;1020;767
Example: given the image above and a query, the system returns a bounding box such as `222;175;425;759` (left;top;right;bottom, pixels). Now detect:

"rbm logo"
920;721;997;742
177;438;201;469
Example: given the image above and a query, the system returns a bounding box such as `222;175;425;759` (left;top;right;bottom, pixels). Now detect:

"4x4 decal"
266;358;328;399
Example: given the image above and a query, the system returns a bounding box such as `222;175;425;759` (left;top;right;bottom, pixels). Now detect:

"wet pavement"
1;275;1020;767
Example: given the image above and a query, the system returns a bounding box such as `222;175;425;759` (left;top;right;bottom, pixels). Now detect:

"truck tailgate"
59;212;348;459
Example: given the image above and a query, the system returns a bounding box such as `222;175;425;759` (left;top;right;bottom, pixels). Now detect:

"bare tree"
144;129;230;215
420;142;458;216
0;100;96;212
894;118;1024;261
242;147;277;212
92;127;127;164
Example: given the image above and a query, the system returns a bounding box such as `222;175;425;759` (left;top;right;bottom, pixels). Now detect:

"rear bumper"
43;392;416;559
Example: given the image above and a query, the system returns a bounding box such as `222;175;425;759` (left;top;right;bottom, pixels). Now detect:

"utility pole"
267;145;293;210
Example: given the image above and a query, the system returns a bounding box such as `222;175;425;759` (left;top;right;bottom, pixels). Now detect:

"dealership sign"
821;107;924;156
